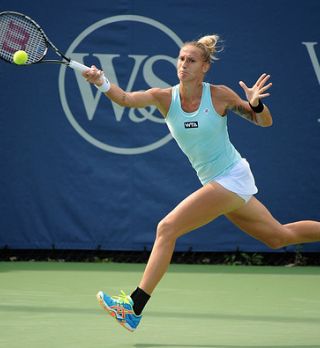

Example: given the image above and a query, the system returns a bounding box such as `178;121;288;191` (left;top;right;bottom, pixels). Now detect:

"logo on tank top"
184;121;198;128
59;15;183;154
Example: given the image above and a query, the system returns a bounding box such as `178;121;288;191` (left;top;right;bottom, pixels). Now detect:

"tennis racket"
0;11;89;72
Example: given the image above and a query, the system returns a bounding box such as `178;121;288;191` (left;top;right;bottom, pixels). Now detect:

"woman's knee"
261;226;293;249
156;218;179;242
263;237;285;250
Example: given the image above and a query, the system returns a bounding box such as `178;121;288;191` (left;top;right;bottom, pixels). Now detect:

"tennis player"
83;34;320;332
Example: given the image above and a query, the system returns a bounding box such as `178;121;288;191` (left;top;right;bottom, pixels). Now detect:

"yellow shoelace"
111;290;131;304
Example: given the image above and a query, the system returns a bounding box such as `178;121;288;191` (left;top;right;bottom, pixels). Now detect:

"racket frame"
0;11;89;72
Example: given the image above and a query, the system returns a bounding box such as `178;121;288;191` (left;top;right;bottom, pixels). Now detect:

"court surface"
0;262;320;348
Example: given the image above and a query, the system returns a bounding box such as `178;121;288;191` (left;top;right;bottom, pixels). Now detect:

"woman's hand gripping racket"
0;11;89;72
0;11;110;92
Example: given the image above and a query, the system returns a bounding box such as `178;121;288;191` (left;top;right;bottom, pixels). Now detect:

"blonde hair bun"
197;34;221;62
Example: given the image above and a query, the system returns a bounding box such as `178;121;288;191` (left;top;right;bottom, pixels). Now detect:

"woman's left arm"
225;73;273;127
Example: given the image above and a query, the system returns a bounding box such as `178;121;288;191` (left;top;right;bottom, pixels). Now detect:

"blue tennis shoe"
96;290;142;332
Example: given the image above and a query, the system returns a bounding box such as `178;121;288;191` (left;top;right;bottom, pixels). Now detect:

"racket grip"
68;60;90;72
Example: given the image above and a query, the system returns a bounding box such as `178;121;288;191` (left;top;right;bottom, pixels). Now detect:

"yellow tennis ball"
13;50;28;65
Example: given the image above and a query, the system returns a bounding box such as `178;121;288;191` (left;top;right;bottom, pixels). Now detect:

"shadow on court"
1;263;319;348
135;345;320;348
1;304;320;326
147;311;320;324
0;304;100;315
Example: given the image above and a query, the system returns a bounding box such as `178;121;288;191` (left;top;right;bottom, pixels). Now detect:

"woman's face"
177;45;209;82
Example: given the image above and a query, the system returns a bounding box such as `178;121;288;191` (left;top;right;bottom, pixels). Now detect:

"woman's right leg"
96;182;244;331
138;182;245;295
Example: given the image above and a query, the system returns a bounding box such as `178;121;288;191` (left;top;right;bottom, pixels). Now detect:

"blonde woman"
83;34;320;332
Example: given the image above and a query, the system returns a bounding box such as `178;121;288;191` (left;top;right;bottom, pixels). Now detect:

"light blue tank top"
165;82;242;185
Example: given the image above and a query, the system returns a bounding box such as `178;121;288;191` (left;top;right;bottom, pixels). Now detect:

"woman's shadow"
134;345;320;348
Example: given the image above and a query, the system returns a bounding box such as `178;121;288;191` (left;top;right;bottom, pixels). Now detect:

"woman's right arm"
82;65;161;109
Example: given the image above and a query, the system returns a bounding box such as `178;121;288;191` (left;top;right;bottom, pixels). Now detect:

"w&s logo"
59;15;183;154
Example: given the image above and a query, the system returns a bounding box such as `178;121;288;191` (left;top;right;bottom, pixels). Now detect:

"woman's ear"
202;63;210;73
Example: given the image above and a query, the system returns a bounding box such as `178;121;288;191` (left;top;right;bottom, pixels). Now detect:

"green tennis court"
1;262;320;348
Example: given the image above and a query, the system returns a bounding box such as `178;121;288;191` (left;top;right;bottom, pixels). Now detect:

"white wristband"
95;75;111;93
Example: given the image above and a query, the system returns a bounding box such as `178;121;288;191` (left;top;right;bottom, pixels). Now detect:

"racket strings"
0;14;47;64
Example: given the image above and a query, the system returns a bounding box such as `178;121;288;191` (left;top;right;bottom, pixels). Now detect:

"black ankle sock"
130;287;151;315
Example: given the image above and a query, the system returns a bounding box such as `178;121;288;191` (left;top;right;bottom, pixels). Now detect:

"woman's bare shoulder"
150;87;172;117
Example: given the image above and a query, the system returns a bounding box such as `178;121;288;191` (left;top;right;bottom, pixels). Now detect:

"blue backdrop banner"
0;0;319;252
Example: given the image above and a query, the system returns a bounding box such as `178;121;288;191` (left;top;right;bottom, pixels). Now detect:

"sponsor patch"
184;121;198;129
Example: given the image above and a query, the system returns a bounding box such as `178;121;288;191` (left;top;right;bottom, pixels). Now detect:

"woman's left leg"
225;196;320;249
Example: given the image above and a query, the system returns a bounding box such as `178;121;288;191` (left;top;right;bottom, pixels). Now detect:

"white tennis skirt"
212;158;258;203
